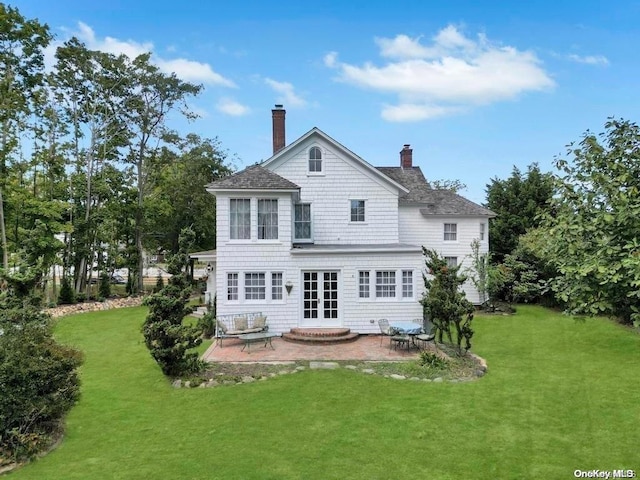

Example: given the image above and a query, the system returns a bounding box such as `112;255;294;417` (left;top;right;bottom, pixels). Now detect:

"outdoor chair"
377;319;393;347
415;319;436;350
390;333;411;351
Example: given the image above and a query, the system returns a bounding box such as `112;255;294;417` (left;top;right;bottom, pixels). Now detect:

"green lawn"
9;305;640;479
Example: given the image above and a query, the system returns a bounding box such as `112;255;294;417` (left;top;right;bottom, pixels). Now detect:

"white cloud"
327;26;554;122
381;103;461;122
56;22;235;87
216;98;251;116
264;78;307;108
567;54;609;66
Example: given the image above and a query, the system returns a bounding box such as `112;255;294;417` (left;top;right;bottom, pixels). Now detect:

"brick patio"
202;334;425;362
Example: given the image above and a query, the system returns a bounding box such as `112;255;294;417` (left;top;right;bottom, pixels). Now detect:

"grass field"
9;305;640;479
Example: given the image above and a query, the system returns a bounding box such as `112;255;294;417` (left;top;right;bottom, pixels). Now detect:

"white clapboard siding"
270;137;400;245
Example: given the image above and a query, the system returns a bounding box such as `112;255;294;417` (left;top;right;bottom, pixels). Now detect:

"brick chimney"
272;104;286;154
400;144;413;168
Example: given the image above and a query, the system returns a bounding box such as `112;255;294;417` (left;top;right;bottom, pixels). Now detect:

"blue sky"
11;0;640;203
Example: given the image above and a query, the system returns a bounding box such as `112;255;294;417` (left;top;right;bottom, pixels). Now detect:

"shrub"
154;272;164;293
142;228;203;377
418;351;449;369
57;276;75;305
99;273;111;299
197;312;215;339
0;307;83;463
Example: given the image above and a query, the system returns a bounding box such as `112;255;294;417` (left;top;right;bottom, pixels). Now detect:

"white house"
192;105;495;334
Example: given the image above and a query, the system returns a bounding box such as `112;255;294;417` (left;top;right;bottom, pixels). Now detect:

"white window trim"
479;222;486;242
444;223;458;242
349;198;367;224
225;270;286;305
307;146;325;176
293;202;313;243
358;268;416;302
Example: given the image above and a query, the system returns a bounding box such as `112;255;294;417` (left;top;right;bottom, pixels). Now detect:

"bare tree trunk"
0;186;8;270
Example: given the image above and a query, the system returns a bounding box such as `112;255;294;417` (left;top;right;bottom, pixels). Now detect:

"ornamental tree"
420;248;475;352
142;227;202;376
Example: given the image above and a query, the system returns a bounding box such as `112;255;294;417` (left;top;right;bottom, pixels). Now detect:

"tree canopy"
485;163;554;262
540;118;640;325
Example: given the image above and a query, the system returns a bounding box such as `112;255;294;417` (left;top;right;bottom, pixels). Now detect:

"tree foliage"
0;272;82;463
142;227;202;376
540;118;640;325
485;163;554;262
420;248;475;352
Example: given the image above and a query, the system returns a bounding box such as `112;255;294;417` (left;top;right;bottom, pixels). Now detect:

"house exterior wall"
215;248;424;334
399;206;489;304
270;138;400;245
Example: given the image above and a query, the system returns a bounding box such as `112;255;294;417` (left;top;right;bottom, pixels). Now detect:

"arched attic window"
308;146;322;173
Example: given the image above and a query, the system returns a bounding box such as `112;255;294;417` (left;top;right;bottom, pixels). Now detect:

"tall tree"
485;163;554;262
0;4;51;270
540;118;640;325
144;133;230;253
125;54;202;293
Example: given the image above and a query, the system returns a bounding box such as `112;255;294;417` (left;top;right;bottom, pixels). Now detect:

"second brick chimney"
272;104;286;154
400;144;413;168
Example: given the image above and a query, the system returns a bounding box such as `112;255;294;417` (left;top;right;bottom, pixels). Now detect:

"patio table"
239;332;280;353
389;321;423;351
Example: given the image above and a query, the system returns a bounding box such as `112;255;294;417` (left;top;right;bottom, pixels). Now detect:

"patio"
202;334;429;362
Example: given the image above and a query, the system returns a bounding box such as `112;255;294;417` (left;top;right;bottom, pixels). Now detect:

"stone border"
45;297;145;318
174;354;488;389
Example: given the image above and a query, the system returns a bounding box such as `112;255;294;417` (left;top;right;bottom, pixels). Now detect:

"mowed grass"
10;305;640;479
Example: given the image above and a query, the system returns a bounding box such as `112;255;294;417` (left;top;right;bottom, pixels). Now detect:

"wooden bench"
215;312;268;347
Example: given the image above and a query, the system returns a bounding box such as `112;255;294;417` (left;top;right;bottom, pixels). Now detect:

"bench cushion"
253;315;267;329
234;316;248;331
225;327;264;336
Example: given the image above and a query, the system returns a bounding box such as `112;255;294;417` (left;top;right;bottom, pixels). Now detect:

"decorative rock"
422;378;432;382
344;365;358;370
242;376;256;383
278;370;290;375
433;377;443;383
409;377;421;381
269;373;277;377
198;383;206;388
390;374;406;380
309;361;339;370
295;366;306;371
184;381;191;388
171;379;182;388
361;368;375;374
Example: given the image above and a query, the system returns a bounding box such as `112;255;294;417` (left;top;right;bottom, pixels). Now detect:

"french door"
301;271;340;326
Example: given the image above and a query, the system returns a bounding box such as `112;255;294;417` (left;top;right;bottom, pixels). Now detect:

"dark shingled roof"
207;165;300;191
376;166;496;217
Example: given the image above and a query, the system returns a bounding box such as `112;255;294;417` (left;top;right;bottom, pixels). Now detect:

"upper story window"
294;203;312;241
257;199;278;240
308;146;322;173
444;223;457;241
230;199;251;240
350;200;366;222
480;222;486;241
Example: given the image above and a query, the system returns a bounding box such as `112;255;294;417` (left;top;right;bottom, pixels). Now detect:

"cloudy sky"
12;0;640;202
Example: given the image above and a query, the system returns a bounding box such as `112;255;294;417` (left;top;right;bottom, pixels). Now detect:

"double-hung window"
480;222;486;241
309;146;322;172
230;199;251;239
350;200;365;222
444;256;458;268
358;271;370;298
376;271;396;298
245;273;266;300
258;199;278;240
271;272;283;300
294;203;312;241
444;223;457;241
227;273;238;301
402;270;413;298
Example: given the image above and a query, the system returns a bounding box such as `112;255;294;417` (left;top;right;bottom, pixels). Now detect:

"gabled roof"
261;127;409;195
207;165;300;191
377;166;496;217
